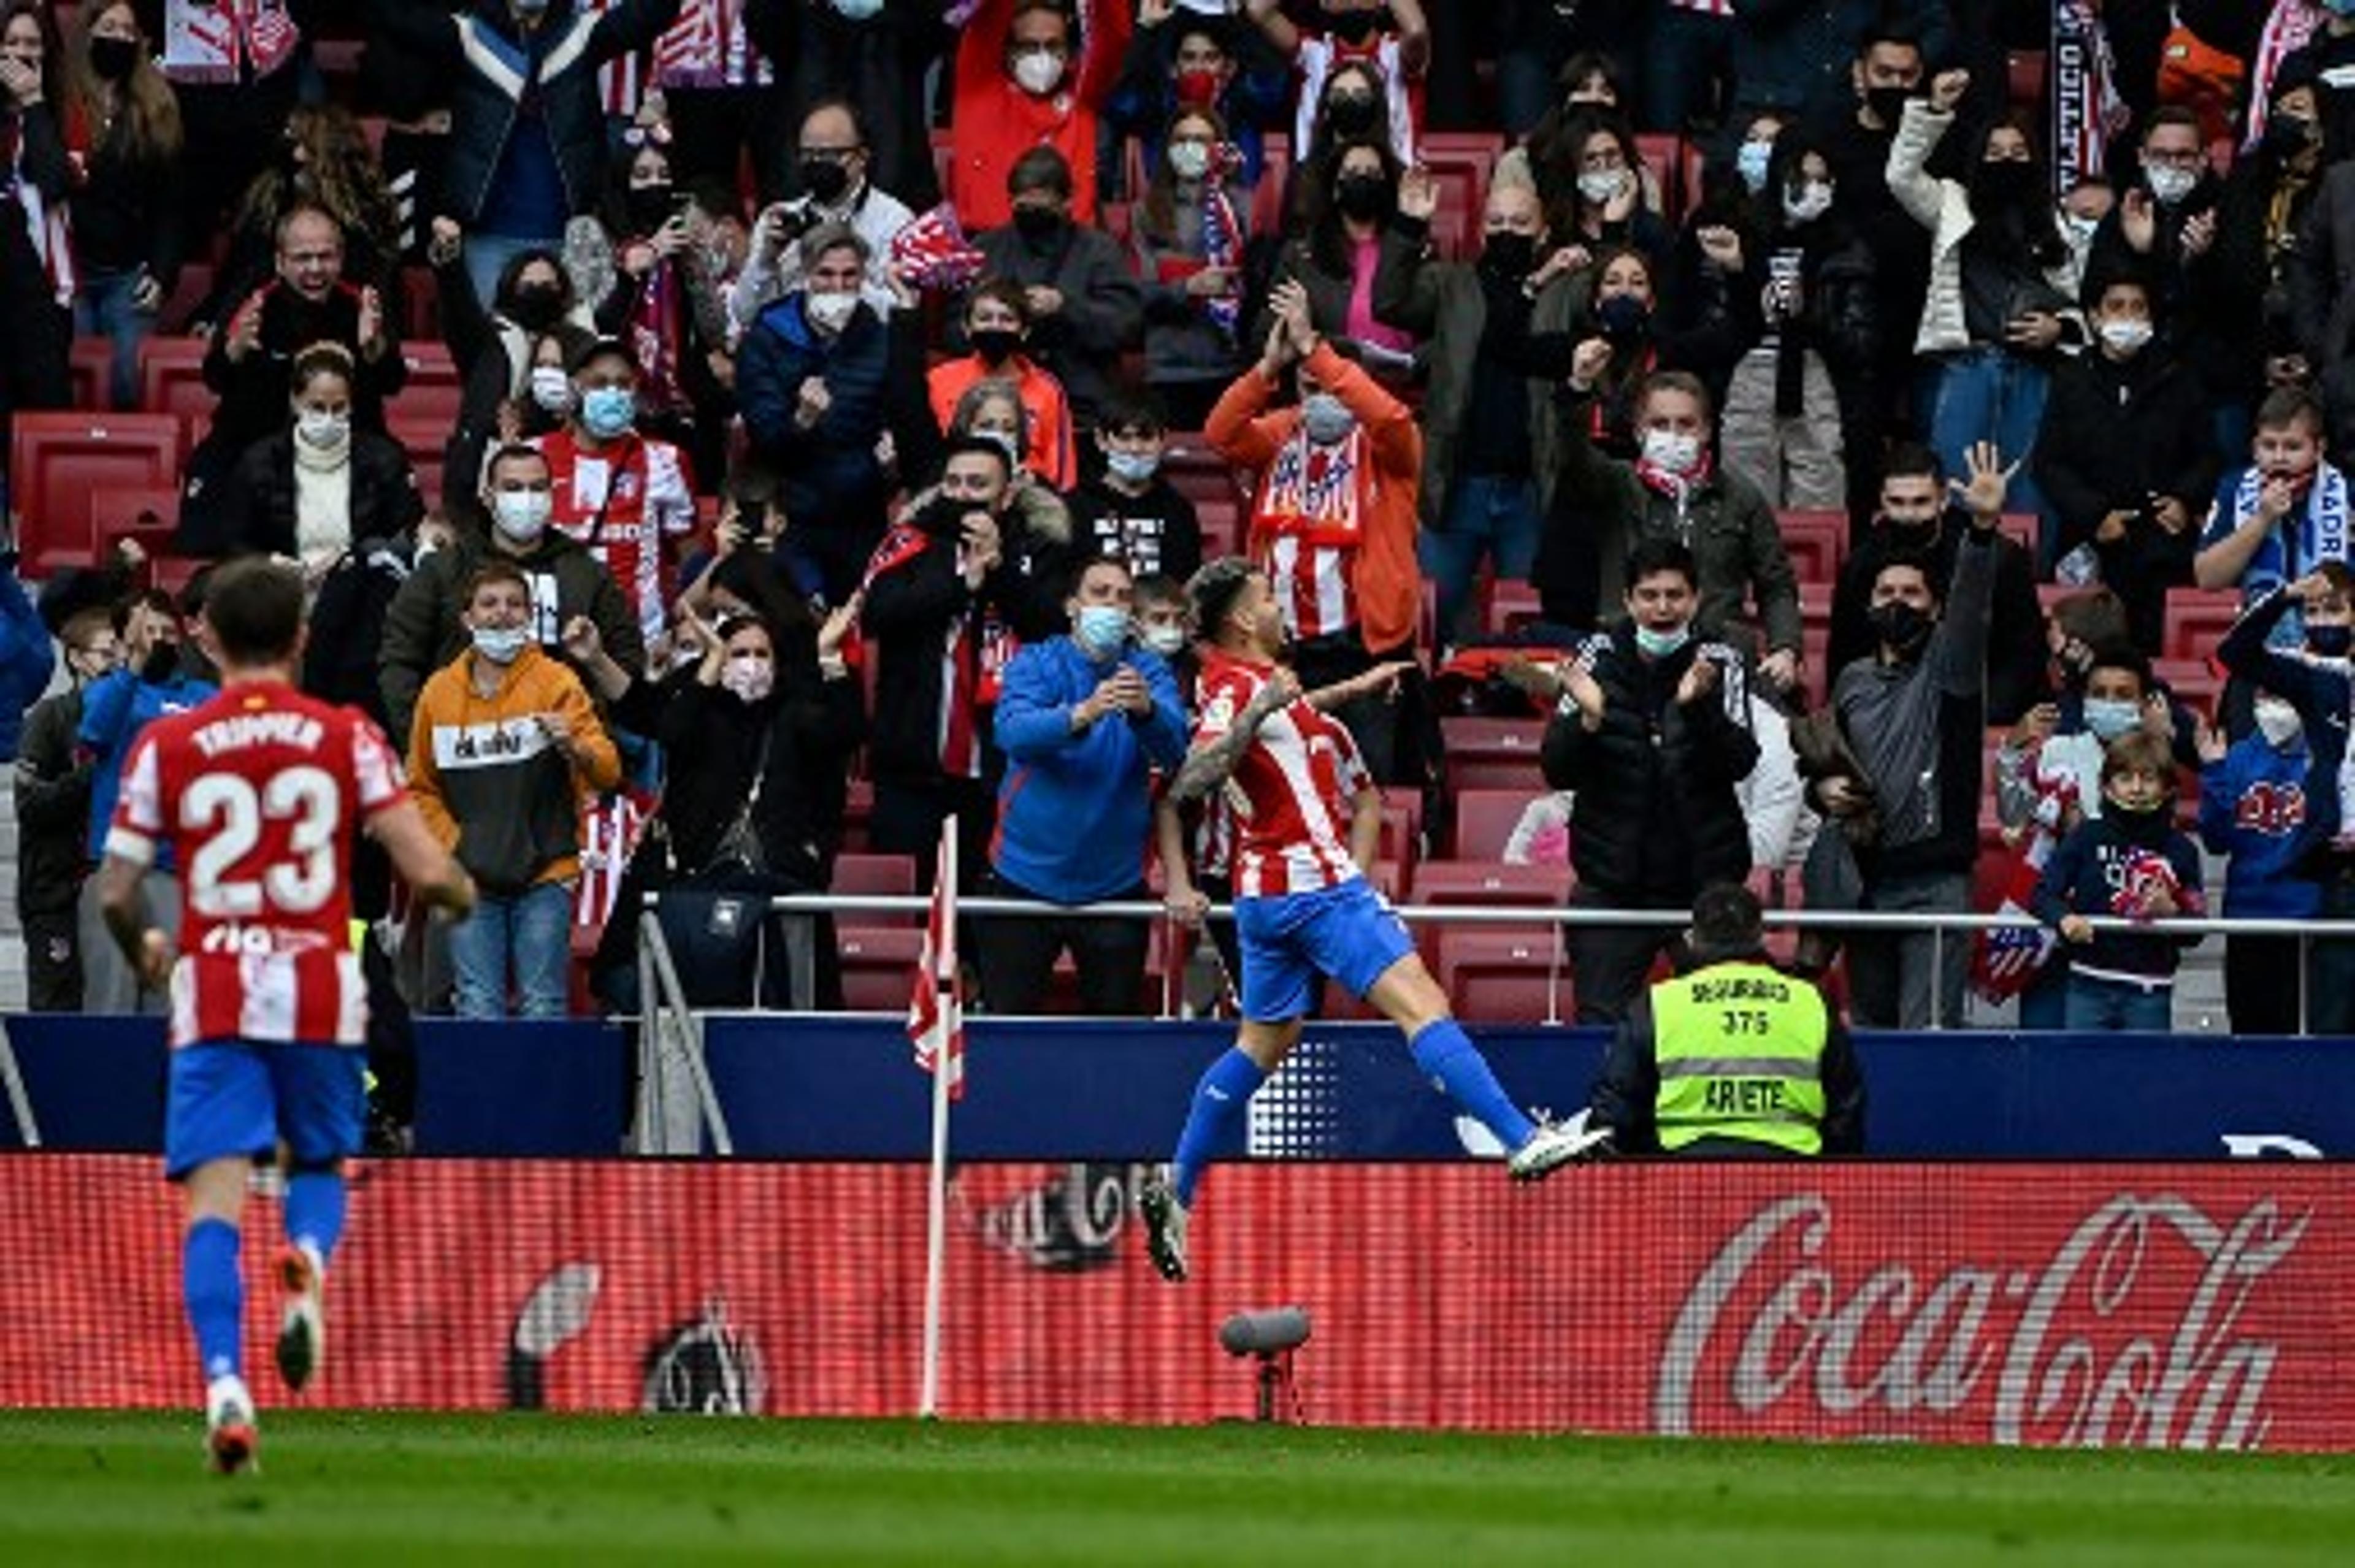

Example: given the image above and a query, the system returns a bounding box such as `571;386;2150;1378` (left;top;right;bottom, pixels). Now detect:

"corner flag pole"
918;817;959;1420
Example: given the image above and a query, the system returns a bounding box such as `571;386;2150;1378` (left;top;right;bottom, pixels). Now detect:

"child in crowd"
1068;392;1203;583
2198;689;2319;1035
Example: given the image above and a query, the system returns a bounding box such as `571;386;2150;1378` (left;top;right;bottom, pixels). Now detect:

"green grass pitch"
2;1412;2352;1566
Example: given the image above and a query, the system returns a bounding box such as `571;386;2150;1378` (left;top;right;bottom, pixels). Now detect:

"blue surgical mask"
1074;604;1131;659
1736;139;1773;195
580;385;636;440
2083;698;2140;741
1301;392;1355;446
1106;450;1161;484
472;625;532;666
1633;624;1690;659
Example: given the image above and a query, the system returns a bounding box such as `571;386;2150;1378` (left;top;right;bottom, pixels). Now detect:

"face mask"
1106;450;1160;485
2265;115;2318;158
628;183;676;232
1325;93;1379;139
88;35;139;82
721;655;776;703
1736;140;1773;195
2309;624;2354;658
969;326;1023;365
1176;67;1222;107
1074;604;1131;659
805;289;859;334
2145;164;2198;206
1577;168;1629;207
141;643;180;684
1011;50;1064;98
1301;392;1356;446
832;0;884;17
2098;318;2153;354
799;156;852;206
2082;697;2140;741
580;385;636;440
2255;698;2304;748
1169;142;1211;182
1013;203;1065;242
492;488;552;543
2060;211;2100;248
1633;623;1690;659
1783;182;1834;224
1868;600;1933;654
1143;624;1189;657
296;409;350;450
1480;231;1536;278
529;364;574;413
472;625;531;665
1334;173;1392;221
508;282;564;332
975;428;1022;467
514;0;549;14
1595;292;1650;343
2103;786;2170;828
1976;160;2039;205
1639;427;1699;475
1864;86;1913;128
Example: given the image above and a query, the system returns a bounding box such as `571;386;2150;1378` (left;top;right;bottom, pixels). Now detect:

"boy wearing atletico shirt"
95;560;475;1474
1137;559;1598;1283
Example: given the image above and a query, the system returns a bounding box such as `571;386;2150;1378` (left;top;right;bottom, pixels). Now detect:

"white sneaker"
274;1242;325;1393
1138;1176;1190;1283
205;1374;258;1475
1506;1119;1614;1182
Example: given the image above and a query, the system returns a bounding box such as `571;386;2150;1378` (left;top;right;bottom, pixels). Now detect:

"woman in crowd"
61;0;182;410
0;0;72;426
1132;105;1253;431
1266;136;1417;378
216;343;423;576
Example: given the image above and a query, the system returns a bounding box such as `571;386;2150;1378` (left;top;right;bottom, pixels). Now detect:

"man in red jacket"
949;0;1133;231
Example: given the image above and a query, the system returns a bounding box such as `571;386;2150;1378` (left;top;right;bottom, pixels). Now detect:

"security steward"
1586;882;1864;1156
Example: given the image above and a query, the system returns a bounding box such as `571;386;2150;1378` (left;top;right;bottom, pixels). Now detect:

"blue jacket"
78;666;218;863
991;637;1188;904
2215;585;2353;848
737;294;894;517
2030;814;2205;984
2199;735;2322;919
0;554;55;761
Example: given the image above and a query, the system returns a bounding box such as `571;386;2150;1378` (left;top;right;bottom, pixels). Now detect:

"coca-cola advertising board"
1;1157;2345;1450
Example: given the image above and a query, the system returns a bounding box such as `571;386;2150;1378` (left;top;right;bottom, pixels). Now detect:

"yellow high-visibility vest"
1650;959;1828;1155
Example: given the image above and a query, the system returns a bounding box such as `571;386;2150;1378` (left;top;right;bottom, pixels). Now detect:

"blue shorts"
164;1039;366;1182
1234;878;1415;1023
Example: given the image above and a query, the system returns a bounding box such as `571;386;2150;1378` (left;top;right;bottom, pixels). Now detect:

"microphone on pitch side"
1219;1306;1311;1358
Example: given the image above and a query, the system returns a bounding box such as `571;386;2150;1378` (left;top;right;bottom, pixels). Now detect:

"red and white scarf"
2246;2;2327;149
2051;0;2130;194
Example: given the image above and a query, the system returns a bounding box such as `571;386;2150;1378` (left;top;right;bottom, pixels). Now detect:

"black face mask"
88;35;139;82
800;156;852;206
1869;600;1934;656
1012;204;1065;243
920;495;977;536
1863;86;1913;129
969;327;1022;365
1975;160;2040;207
2105;795;2173;844
1480;231;1537;279
1333;172;1392;222
507;282;564;332
629;184;676;233
1325;93;1379;140
2309;624;2353;658
2265;115;2318;159
1594;293;1650;343
141;642;180;684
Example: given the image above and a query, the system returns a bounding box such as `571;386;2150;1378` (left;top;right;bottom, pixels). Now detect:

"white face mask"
1640;427;1701;475
1577;168;1629;207
1782;182;1834;224
1168;142;1211;181
296;409;350;450
2098;318;2154;354
2061;212;2100;247
471;624;531;665
1105;449;1160;484
721;654;775;703
492;488;552;543
529;364;574;413
1011;50;1063;97
2254;698;2303;748
805;290;859;333
1143;624;1188;657
1735;140;1773;196
2145;163;2199;205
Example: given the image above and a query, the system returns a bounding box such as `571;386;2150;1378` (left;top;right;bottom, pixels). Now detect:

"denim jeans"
1923;348;2051;557
1422;472;1542;651
2063;972;2173;1032
449;880;575;1019
74;268;150;410
464;232;563;315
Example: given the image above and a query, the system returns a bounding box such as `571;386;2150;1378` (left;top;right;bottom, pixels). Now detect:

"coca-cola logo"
1654;1193;2310;1450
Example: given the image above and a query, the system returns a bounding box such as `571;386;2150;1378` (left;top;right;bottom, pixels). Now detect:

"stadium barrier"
1;1155;2345;1451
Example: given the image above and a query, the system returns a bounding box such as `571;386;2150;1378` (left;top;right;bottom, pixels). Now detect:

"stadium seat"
1483;579;1544;638
837;927;927;1013
1998;511;2040;559
2153;657;2223;719
388;415;451;508
1378;794;1425;873
1777;510;1846;584
1434;927;1572;1025
1633;134;1702;226
156;261;214;333
9;412;184;575
137;337;214;440
1196;495;1243;562
1439;716;1548;794
1406;861;1573;967
831;853;919;926
389;343;464;429
84;485;182;559
2036;582;2080;616
1452;787;1545;860
2164;587;2243;662
841;779;875;853
69;338;111;410
1250;136;1291;238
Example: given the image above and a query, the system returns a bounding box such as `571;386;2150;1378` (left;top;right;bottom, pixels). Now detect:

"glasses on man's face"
802;146;859;163
283;250;340;268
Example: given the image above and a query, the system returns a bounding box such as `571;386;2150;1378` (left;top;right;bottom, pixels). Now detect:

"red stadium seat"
137;337;214;440
1998;511;2040;559
1378;794;1424;874
838;927;927;1012
9;412;183;575
1196;496;1243;562
1483;579;1544;638
2153;657;2223;719
1408;860;1574;909
2164;587;2243;662
831;853;919;926
1777;509;1846;585
85;485;182;559
388;342;464;429
1452;787;1546;860
1434;928;1572;1024
1439;716;1548;795
69;338;112;410
841;779;875;852
156;262;214;334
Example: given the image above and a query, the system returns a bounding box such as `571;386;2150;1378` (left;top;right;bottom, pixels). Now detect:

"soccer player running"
95;559;477;1474
1138;560;1598;1282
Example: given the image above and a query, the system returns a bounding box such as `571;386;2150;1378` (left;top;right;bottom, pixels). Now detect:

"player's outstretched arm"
94;852;170;988
1166;672;1298;804
369;801;477;919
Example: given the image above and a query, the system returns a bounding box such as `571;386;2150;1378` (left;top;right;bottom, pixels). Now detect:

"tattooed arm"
1167;669;1300;803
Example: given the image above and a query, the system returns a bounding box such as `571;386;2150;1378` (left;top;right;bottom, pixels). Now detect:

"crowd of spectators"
3;1;2355;1047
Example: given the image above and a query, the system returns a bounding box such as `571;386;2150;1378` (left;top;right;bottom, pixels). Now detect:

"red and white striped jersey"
104;682;409;1050
1252;430;1368;642
651;0;777;89
541;430;696;644
1194;650;1368;898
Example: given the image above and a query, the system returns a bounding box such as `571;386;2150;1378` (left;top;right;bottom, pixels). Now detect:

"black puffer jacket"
1541;625;1761;900
216;432;426;561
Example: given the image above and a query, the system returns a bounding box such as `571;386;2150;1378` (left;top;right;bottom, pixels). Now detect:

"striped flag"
2051;0;2129;194
908;824;964;1099
1201;142;1246;345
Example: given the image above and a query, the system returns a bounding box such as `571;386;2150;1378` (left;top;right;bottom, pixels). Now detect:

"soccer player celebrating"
95;559;477;1474
1138;559;1598;1282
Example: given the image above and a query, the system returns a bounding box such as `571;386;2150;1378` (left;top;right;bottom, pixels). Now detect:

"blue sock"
1409;1019;1537;1151
285;1170;347;1267
183;1218;243;1384
1170;1048;1267;1206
